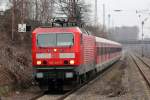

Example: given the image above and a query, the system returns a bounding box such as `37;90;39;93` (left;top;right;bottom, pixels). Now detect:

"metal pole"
11;0;15;41
141;21;144;57
108;14;111;28
107;14;111;38
72;0;75;17
94;0;97;25
103;4;105;31
22;0;24;24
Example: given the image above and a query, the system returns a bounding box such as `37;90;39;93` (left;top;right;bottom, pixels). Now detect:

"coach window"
97;47;100;55
101;47;103;55
100;47;102;55
110;48;112;53
101;44;103;55
106;47;108;54
99;47;101;55
113;48;115;53
112;48;114;53
104;47;105;54
103;47;105;55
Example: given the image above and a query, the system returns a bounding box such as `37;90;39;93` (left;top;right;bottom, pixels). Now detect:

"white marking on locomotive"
59;53;75;58
36;53;51;59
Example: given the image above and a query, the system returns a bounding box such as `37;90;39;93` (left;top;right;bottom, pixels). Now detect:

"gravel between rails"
36;95;63;100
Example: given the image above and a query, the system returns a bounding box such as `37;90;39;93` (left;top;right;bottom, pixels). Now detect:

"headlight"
36;53;51;59
59;53;75;58
37;60;42;65
70;60;75;65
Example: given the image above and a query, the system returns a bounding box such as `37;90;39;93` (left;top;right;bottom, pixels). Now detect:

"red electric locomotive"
32;20;122;91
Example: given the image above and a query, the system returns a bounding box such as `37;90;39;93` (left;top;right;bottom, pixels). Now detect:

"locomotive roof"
32;27;82;34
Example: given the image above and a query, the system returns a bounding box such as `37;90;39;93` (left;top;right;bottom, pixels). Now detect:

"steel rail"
130;55;150;90
30;92;45;100
136;55;150;69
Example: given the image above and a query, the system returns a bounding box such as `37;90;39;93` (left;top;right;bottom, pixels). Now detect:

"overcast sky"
86;0;150;38
99;0;150;26
0;0;8;10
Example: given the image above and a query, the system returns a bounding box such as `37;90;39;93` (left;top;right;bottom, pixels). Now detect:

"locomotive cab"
32;27;82;90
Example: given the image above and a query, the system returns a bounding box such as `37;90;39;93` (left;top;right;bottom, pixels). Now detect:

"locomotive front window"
37;34;56;47
37;33;74;47
57;34;74;46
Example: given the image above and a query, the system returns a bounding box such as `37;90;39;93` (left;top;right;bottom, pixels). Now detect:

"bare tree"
3;0;93;41
56;0;91;25
39;0;54;23
85;25;107;38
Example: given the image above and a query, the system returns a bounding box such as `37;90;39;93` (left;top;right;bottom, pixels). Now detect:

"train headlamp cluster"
36;53;75;65
36;60;75;65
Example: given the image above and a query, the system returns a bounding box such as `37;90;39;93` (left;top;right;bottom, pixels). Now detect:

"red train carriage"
32;26;122;90
95;37;122;72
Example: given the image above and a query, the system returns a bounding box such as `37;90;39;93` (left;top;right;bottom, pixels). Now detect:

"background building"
108;26;139;42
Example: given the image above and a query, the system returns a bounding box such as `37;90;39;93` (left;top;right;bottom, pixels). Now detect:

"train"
32;24;122;91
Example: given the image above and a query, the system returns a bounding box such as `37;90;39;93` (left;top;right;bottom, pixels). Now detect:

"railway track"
30;60;120;100
30;79;92;100
130;54;150;90
30;73;103;100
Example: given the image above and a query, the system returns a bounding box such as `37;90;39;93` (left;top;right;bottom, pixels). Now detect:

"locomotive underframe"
33;65;97;90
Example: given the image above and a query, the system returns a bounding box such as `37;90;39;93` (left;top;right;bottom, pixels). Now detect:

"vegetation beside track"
0;33;32;96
